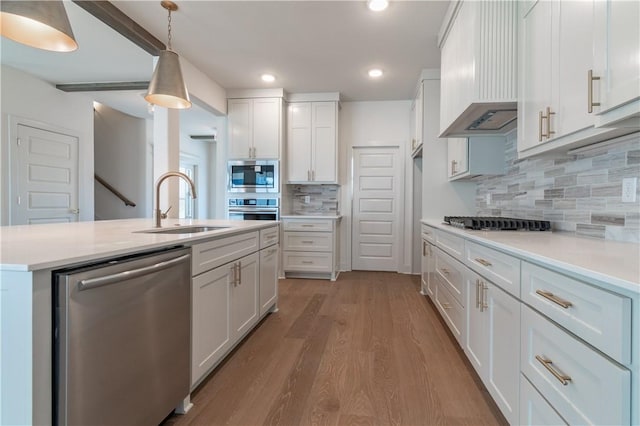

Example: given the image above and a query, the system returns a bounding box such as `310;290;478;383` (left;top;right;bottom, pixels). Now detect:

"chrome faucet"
155;171;197;228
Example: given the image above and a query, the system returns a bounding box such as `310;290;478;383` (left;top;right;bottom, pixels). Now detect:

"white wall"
338;100;412;272
0;65;94;225
94;103;149;219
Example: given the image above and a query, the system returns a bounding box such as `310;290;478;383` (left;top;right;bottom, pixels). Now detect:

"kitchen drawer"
465;240;520;298
435;248;465;306
421;223;436;244
521;305;630;426
519;374;568;426
283;231;332;252
521;261;631;365
260;226;279;249
435;229;464;261
435;277;465;347
192;231;259;276
283;251;332;272
283;218;333;232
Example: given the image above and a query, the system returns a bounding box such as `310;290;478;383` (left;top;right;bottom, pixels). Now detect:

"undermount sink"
137;226;229;234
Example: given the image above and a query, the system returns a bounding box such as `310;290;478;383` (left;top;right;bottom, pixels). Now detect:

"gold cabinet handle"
535;355;572;386
546;106;556;138
301;260;314;264
535;289;573;309
475;258;492;267
588;69;601;113
481;282;488;312
230;263;237;286
451;160;457;175
475;279;481;309
237;261;242;285
422;241;426;256
442;302;452;310
301;240;314;244
440;268;450;275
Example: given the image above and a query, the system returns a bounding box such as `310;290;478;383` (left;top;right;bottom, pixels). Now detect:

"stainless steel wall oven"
228;198;279;221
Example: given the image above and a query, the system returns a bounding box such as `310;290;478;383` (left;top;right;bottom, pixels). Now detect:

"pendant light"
145;1;191;109
0;1;78;52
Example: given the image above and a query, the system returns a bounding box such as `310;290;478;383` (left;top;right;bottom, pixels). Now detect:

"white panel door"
312;102;337;183
11;124;79;225
252;98;280;158
287;102;312;182
352;147;401;271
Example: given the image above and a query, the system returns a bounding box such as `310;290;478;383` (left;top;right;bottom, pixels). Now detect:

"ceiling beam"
72;1;165;56
56;81;150;92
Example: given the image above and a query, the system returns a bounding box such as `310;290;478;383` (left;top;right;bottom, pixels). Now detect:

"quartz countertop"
0;218;278;272
422;218;640;293
280;214;342;220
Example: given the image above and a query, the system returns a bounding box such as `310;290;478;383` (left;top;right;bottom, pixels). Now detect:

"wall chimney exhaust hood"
438;1;518;138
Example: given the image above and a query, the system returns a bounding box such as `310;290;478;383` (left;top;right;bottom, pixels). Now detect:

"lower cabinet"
420;238;435;298
519;373;568;426
465;270;520;425
259;244;279;316
231;253;259;341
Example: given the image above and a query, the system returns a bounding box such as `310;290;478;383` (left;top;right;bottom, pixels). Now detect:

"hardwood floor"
163;272;507;426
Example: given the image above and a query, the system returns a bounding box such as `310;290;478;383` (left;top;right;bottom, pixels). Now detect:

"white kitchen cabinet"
447;136;506;181
259;245;278;316
519;374;568;426
410;82;423;157
438;0;517;137
466;270;521;425
518;0;637;158
228;97;281;159
282;216;341;280
231;252;259;341
421;224;436;299
593;0;640;128
287;101;338;183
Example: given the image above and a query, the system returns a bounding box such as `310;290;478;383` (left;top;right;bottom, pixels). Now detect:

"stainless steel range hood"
441;102;518;137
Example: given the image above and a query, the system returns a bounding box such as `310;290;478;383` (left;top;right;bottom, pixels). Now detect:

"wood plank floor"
162;272;507;426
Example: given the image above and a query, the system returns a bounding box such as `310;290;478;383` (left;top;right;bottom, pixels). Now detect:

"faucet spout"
154;171;197;228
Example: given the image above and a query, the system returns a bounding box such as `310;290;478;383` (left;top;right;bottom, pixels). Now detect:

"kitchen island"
0;218;280;425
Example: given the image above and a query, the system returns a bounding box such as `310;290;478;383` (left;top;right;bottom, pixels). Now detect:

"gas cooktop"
444;216;551;231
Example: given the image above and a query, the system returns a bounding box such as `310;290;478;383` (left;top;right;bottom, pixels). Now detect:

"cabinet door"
228;99;253;159
231;253;259;341
518;0;553;151
259;245;278;316
191;263;232;386
593;0;640;119
426;242;435;298
447;138;468;178
421;239;428;295
520;374;568;426
555;0;594;137
253;98;280;158
287;102;312;182
311;102;337;183
465;274;488;378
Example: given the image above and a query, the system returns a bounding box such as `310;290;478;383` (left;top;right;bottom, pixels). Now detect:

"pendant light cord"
167;8;172;51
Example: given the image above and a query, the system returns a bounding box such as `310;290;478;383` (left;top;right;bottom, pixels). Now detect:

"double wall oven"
227;160;280;221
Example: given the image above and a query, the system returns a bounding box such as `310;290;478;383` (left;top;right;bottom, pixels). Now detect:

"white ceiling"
1;0;449;134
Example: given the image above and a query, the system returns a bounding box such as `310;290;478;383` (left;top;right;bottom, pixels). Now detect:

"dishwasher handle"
77;253;191;291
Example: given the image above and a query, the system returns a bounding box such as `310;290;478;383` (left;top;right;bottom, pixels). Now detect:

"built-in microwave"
228;160;279;193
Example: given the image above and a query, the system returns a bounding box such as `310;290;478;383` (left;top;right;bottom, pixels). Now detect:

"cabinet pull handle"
475;279;481;309
301;240;314;244
301;224;313;228
535;355;572;386
442;302;452;310
481;282;488;312
475;258;492;267
451;160;457;175
267;248;278;256
440;268;450;275
546;106;555;138
301;260;313;264
422;241;426;256
231;264;237;286
588;69;601;113
535;289;573;309
538;110;544;141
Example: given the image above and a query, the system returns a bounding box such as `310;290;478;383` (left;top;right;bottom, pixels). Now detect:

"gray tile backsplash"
475;133;640;242
288;184;340;215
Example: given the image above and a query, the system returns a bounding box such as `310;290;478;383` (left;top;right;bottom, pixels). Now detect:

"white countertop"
280;214;342;220
422;218;640;293
0;218;278;272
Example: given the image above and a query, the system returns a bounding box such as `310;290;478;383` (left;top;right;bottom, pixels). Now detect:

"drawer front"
435;278;465;347
283;231;333;252
435;229;464;260
283;219;333;232
519;374;568;426
435;248;465;306
283;252;332;272
521;306;630;426
521;261;631;365
192;231;259;276
421;223;436;244
260;226;279;249
465;240;520;298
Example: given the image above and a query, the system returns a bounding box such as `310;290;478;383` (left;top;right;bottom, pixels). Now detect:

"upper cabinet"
228;97;282;159
287;101;338;184
517;0;639;158
410;82;424;157
447;136;505;181
438;1;518;138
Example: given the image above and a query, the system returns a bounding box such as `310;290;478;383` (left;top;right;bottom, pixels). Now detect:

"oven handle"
228;208;279;213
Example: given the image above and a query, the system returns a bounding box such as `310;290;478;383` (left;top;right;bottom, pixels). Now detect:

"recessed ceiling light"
367;0;389;12
261;74;276;83
368;69;383;78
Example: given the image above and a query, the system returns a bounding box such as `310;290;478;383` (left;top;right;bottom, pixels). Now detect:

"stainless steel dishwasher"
54;246;191;426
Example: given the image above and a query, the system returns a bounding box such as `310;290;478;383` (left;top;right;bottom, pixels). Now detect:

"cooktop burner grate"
444;216;551;231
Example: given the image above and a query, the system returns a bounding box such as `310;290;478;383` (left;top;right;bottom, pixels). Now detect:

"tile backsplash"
475;133;640;242
288;184;340;215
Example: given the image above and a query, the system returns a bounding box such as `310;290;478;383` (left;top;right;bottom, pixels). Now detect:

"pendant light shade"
0;1;78;52
145;1;191;109
145;50;191;109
